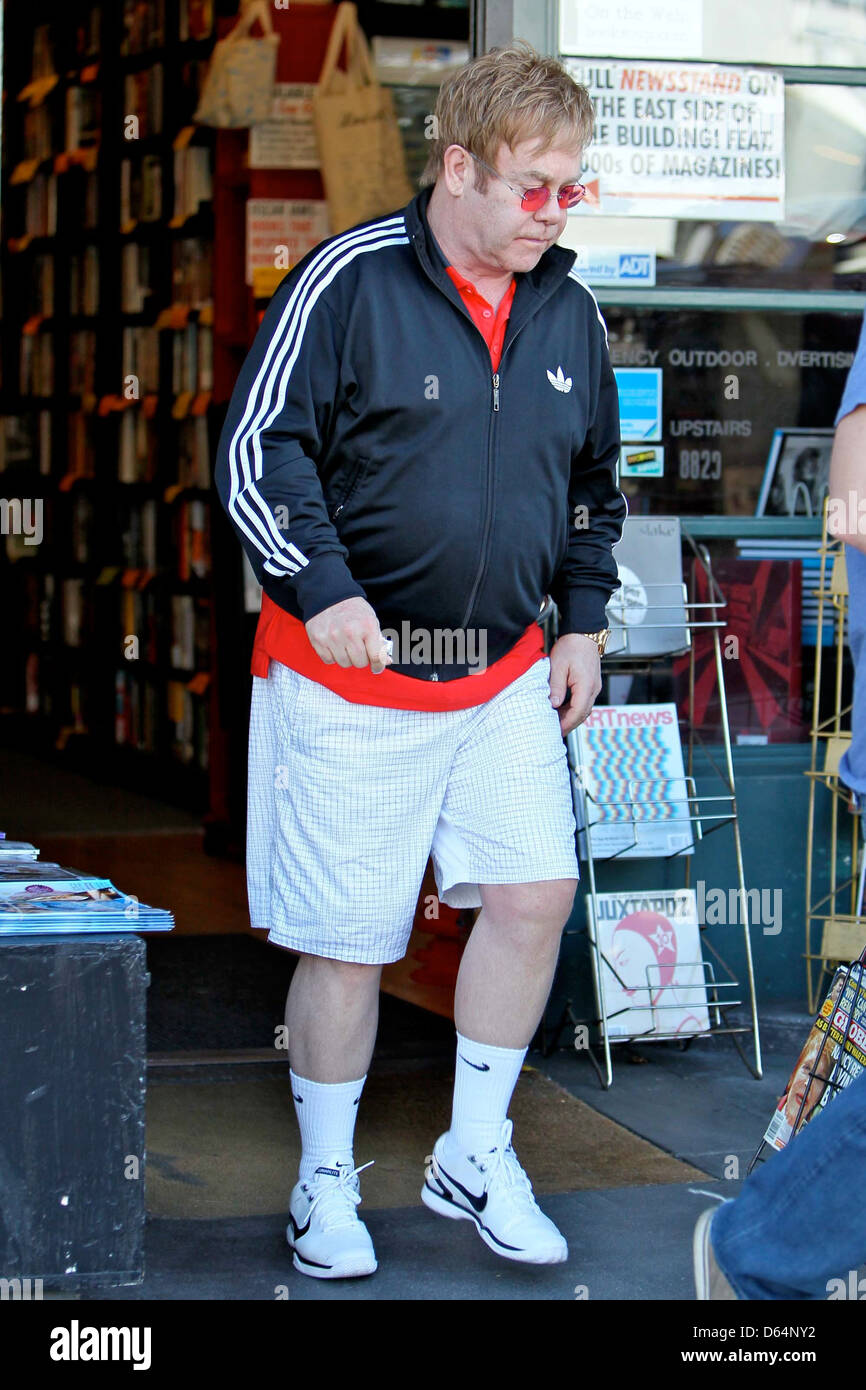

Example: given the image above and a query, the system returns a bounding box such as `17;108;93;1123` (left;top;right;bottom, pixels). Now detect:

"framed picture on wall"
756;428;835;518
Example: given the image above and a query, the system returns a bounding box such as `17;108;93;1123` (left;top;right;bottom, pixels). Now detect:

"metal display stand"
541;529;763;1087
804;501;864;1014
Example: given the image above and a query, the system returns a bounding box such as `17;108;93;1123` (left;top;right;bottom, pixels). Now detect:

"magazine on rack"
0;873;174;932
574;703;697;859
604;515;690;658
588;888;710;1038
763;962;866;1152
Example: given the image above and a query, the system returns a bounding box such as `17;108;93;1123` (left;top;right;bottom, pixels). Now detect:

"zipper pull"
492;372;500;412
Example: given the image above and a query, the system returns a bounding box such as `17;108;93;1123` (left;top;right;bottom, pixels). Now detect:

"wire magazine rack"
803;502;865;1014
541;531;763;1088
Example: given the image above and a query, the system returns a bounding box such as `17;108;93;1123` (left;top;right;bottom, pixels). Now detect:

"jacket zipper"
459;371;500;628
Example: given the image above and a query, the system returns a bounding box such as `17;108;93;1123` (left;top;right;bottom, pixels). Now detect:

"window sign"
564;60;785;221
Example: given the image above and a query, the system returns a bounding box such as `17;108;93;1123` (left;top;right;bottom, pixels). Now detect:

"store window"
552;0;866;528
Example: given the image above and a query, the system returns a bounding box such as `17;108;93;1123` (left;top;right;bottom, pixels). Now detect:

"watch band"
575;628;610;657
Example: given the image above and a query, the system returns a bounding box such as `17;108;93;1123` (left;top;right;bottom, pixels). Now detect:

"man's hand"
305;597;393;674
548;633;602;735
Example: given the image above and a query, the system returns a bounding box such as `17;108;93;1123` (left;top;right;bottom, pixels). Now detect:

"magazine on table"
587;888;711;1038
573;703;697;859
0;874;174;932
763;962;866;1152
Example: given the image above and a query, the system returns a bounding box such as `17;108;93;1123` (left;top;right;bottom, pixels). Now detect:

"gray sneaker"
693;1208;739;1300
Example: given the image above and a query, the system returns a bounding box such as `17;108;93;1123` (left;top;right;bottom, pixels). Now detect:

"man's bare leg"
455;878;577;1046
285;955;383;1082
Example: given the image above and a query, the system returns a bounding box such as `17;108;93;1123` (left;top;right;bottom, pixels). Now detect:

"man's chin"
507;238;551;268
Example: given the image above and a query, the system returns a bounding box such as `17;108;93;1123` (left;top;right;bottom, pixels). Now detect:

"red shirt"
250;269;546;709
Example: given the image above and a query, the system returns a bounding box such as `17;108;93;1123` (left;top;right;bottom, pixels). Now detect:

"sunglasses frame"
465;150;586;211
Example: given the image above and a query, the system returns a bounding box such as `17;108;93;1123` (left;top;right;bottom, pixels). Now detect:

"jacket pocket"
329;457;372;522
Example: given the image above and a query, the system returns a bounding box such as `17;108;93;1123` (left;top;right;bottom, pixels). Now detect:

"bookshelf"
0;1;219;811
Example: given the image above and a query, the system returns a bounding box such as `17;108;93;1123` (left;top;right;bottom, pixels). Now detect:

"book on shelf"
587;888;710;1039
179;0;215;42
121;498;158;570
62;578;85;647
124;64;164;140
20;330;55;397
172;236;212;309
32;24;55;81
69;329;97;395
122;0;166;55
67;412;96;480
574;703;697;860
121;242;153;314
23;107;53;163
31;253;55;317
177;415;212;489
173;146;212;223
69;246;100;316
65;84;101;152
122;325;160;397
71;493;94;564
176;499;210;580
25;173;58;237
119;409;159;483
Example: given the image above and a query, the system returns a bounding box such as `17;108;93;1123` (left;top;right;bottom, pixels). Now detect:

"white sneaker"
421;1119;568;1265
287;1159;377;1279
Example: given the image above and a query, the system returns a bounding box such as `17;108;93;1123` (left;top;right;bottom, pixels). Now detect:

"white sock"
446;1031;527;1155
290;1068;366;1183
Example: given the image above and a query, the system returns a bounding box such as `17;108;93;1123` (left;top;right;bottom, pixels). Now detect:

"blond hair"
420;41;593;191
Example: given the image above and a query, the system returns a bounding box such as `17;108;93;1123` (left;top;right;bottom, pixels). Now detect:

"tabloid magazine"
763;960;866;1151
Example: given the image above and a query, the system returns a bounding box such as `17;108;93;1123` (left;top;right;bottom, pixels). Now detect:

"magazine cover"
574;703;696;859
588;889;710;1038
672;557;806;743
605;515;690;658
763;963;866;1151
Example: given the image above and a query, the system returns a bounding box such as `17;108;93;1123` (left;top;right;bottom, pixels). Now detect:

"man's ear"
440;144;473;198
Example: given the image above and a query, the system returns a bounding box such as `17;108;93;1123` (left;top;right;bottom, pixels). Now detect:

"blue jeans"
712;1071;866;1298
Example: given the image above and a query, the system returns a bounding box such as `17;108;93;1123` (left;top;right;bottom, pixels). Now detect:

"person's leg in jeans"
699;1072;866;1299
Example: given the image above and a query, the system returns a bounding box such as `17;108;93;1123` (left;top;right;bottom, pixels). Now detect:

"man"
693;311;866;1300
215;40;626;1280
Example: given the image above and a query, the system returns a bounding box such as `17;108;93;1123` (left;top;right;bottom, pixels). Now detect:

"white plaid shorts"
245;655;579;964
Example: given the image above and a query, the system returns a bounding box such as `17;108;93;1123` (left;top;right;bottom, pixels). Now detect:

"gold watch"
575;628;611;657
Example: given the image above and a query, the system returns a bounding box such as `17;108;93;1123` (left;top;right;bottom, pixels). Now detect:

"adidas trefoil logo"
547;365;572;393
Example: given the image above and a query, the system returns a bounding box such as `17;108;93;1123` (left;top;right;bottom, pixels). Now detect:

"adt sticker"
572;247;656;288
614;368;663;442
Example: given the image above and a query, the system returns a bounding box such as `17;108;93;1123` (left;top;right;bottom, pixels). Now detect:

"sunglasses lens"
521;188;548;211
559;185;585;208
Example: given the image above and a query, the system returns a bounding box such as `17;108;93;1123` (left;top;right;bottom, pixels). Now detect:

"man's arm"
548;342;627;633
829;404;866;556
548;320;627;734
214;269;391;670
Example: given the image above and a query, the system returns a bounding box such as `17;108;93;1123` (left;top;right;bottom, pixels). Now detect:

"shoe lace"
307;1160;375;1232
474;1120;540;1212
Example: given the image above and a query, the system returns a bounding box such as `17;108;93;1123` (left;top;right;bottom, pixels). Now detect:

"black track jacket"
214;186;628;682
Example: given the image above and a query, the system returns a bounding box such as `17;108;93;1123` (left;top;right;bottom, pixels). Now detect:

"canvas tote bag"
193;0;280;129
312;2;414;234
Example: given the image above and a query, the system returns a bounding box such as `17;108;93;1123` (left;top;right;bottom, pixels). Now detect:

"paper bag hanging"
312;2;414;234
193;0;280;129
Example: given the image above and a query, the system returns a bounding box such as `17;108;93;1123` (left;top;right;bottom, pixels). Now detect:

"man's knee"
480;878;578;936
296;953;384;989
